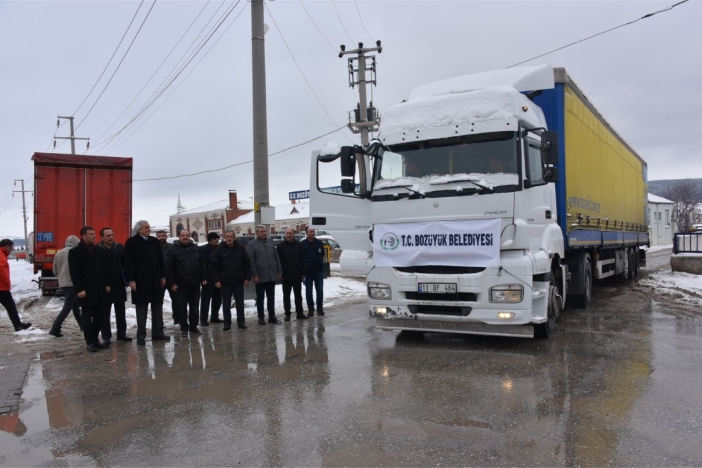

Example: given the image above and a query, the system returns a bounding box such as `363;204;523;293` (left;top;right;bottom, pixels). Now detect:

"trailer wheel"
570;254;592;309
535;274;558;338
633;248;640;277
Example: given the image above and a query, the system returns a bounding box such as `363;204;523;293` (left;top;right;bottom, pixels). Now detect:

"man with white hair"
247;225;283;325
124;220;170;345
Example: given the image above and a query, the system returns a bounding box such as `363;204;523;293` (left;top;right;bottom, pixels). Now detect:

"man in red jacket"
0;239;32;332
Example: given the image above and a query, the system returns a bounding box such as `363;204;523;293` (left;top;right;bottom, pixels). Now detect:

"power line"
331;0;354;44
100;1;248;156
134;125;344;182
72;0;145;117
91;0;241;151
508;0;690;68
265;3;353;144
76;0;158;130
298;0;336;52
354;0;374;42
92;0;214;149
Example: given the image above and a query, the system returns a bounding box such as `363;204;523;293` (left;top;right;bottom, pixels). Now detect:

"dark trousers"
135;302;164;342
282;280;304;316
305;271;324;312
200;281;222;322
81;304;104;346
177;284;201;331
221;283;245;326
161;286;181;322
100;302;127;340
51;287;83;331
255;281;276;319
0;290;22;329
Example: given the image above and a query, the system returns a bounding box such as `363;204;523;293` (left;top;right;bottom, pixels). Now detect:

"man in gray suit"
247;225;282;325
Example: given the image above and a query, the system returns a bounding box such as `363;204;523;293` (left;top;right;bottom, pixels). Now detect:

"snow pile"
380;87;517;140
320;141;342;156
639;269;702;305
13;327;48;343
374;173;519;194
8;260;39;298
641;244;673;252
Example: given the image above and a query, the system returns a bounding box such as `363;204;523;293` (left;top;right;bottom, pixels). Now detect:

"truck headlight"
368;282;391;300
490;284;523;303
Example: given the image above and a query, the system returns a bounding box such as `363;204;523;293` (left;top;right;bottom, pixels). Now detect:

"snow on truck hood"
374;173;519;195
379;65;554;147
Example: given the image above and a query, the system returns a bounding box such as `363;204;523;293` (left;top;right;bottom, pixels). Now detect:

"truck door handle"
312;217;326;225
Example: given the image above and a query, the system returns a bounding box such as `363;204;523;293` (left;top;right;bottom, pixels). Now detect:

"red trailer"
32;153;133;294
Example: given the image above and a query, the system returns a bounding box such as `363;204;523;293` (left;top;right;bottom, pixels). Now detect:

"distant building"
169;191;253;241
648;194;675;246
228;201;310;236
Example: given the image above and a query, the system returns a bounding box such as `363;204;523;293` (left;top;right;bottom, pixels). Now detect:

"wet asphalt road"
1;274;701;466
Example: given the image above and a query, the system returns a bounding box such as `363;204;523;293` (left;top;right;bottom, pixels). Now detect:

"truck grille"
407;305;472;316
394;266;485;274
405;292;477;302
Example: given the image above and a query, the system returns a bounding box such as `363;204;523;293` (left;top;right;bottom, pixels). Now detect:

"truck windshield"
373;131;519;194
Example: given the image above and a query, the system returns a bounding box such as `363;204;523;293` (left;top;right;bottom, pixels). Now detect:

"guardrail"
673;232;702;254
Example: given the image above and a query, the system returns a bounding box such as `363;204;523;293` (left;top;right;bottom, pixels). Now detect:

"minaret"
177;194;184;214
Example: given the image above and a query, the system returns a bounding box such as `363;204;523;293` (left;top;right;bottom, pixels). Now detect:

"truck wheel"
570;254;592;309
633;248;640;277
628;248;637;279
535;274;558;338
622;248;631;280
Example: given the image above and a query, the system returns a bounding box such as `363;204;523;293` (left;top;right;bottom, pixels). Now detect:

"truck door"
309;149;372;254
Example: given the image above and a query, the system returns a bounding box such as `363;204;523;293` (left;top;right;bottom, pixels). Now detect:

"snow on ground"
642;244;673;252
639;269;702;306
8;259;39;300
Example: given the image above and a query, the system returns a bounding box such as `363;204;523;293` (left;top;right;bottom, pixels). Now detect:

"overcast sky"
1;0;700;237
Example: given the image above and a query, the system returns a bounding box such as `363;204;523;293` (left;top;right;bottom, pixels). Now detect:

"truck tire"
535;274;558;338
570;254;592;309
628;248;637;279
633;247;640;277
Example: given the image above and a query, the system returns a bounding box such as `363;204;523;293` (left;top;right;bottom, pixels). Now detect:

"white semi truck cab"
310;65;648;338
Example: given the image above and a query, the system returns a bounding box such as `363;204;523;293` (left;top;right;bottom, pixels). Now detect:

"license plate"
418;283;457;293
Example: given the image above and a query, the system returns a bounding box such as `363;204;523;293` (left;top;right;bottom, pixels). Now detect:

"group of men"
1;220;327;354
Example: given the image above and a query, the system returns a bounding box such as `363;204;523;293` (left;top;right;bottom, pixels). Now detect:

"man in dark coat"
167;230;207;336
157;230;180;325
211;230;251;330
98;227;131;343
124;220;170;345
68;226;111;352
301;227;325;316
247;225;283;325
276;227;308;321
199;232;222;326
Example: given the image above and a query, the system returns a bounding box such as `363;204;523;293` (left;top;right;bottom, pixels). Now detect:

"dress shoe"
137;339;146;346
237;324;247;330
307;310;314;317
223;324;231;331
200;321;210;327
95;342;109;349
258;318;266;325
283;314;291;322
181;330;188;337
48;329;63;338
102;339;112;346
296;314;309;320
268;317;282;324
117;336;133;342
189;328;201;334
86;344;98;352
153;335;171;341
318;310;325;316
210;317;224;323
14;322;32;331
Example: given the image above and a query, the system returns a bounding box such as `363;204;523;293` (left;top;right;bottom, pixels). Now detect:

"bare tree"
662;180;702;232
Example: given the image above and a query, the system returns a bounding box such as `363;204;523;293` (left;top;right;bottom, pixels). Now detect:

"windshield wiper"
394;185;425;198
470;180;494;193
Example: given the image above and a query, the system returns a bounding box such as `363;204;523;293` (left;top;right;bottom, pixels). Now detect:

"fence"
673;232;702;254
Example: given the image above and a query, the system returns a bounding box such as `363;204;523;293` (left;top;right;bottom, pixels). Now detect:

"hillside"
648;179;702;203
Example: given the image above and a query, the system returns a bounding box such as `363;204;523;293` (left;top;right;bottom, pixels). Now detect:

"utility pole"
55;116;90;154
339;41;382;148
13;180;30;250
251;0;269;227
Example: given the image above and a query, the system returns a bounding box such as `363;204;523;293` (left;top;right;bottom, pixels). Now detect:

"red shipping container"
32;153;133;294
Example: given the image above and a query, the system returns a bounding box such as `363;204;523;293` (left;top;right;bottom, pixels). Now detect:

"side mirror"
366;140;382;157
543;166;559;183
339;146;356;178
341;178;356;193
541;131;559;165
